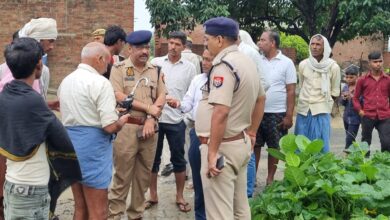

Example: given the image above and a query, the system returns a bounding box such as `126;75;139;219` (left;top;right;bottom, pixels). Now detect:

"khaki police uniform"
195;45;265;220
108;58;166;219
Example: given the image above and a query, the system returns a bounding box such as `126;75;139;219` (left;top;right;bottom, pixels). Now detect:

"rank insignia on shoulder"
213;76;224;88
113;62;125;67
126;67;134;76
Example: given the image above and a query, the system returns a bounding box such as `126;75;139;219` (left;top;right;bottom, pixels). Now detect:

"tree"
145;0;390;48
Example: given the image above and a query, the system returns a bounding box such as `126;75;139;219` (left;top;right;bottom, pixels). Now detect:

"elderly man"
58;42;130;220
295;34;341;152
108;30;166;220
0;18;57;101
196;17;265;220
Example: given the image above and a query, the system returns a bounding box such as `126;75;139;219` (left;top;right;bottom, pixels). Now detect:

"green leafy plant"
280;33;309;62
250;134;390;220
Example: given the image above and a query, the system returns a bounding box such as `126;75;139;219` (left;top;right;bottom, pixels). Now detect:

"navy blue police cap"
126;30;152;45
203;17;239;38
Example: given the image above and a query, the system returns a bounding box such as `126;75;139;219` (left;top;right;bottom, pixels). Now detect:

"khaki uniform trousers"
108;124;157;219
200;136;251;220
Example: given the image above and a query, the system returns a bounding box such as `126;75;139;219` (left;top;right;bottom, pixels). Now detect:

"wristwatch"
146;114;153;119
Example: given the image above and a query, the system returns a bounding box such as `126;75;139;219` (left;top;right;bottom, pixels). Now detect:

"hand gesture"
47;100;60;111
118;113;131;124
278;116;293;130
167;98;180;108
207;152;222;178
141;118;156;139
148;104;162;118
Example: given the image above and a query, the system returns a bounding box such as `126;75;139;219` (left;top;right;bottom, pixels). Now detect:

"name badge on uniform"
213;76;224;88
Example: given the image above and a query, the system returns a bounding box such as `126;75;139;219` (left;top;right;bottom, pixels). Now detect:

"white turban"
18;18;58;41
239;30;259;51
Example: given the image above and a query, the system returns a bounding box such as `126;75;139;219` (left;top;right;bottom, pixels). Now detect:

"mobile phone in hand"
216;155;225;170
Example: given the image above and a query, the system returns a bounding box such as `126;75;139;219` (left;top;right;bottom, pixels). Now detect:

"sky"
134;0;153;32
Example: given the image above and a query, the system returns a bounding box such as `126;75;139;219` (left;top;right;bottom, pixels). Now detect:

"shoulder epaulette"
113;61;125;68
207;59;240;92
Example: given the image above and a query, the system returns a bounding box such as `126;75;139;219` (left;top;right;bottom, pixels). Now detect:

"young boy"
340;65;361;149
0;37;80;219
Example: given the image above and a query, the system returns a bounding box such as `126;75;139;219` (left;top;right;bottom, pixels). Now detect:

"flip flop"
145;200;158;209
176;202;191;213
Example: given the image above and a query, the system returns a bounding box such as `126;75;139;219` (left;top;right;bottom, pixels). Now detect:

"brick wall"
384;52;390;68
0;0;134;89
332;35;388;67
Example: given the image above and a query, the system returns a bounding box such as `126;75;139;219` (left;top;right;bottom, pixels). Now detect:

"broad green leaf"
305;139;324;154
267;148;286;161
279;134;298;153
376;215;389;220
350;172;367;183
360;163;378;181
347;141;370;154
295;135;310;152
306;202;318;210
375;180;390;197
266;204;279;215
252;214;266;220
286;152;301;167
315;179;338;195
299;156;316;170
335;173;355;184
284;166;307;186
294;214;304;220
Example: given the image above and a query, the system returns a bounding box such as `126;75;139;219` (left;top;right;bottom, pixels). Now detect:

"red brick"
0;0;134;88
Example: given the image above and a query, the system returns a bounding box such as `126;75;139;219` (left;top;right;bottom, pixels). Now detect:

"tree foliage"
145;0;390;48
280;33;309;62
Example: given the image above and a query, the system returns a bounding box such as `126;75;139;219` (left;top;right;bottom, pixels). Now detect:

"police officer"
195;17;265;220
92;28;106;43
108;30;166;220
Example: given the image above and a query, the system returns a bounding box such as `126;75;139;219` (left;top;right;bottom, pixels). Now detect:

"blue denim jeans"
3;180;50;220
246;152;256;197
188;128;206;220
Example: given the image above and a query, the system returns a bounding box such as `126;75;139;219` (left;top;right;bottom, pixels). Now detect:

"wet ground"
54;113;380;220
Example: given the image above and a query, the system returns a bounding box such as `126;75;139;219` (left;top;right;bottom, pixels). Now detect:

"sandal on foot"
145;200;158;209
176;202;191;212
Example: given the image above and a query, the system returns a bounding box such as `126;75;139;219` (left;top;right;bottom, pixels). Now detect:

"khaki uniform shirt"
110;58;167;117
297;59;340;116
195;45;265;138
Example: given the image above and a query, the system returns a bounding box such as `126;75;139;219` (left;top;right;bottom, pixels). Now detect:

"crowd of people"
0;15;389;220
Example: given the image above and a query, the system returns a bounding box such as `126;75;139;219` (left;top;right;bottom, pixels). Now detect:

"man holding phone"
108;30;166;220
196;17;265;220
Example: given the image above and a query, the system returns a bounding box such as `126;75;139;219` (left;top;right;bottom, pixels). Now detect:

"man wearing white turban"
295;34;341;152
0;17;58;102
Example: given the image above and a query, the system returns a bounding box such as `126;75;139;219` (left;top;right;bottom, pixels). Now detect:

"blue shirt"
340;85;361;125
